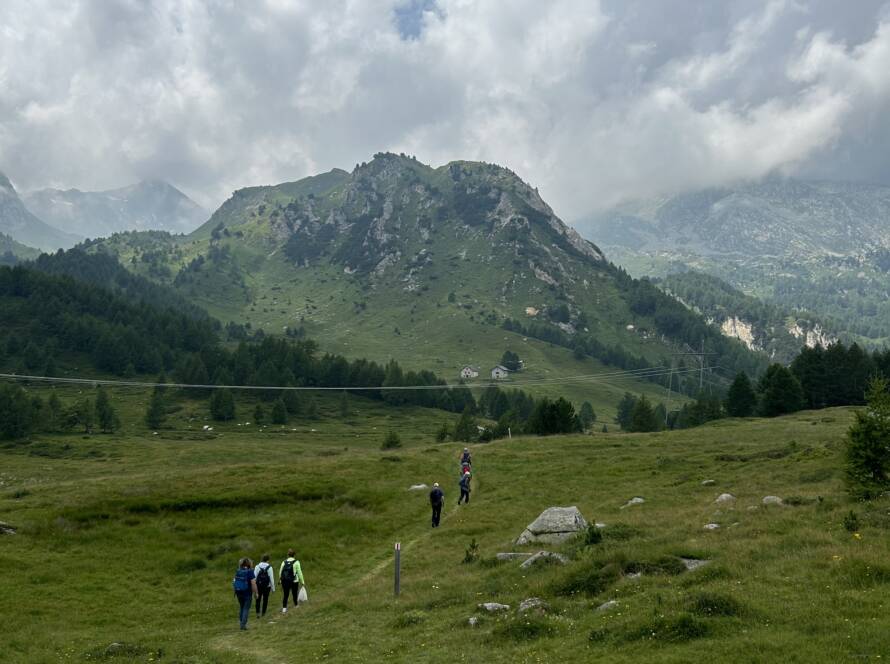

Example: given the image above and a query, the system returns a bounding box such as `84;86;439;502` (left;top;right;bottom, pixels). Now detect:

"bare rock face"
515;506;588;545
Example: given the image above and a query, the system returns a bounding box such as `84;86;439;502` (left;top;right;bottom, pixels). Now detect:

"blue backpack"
232;568;251;593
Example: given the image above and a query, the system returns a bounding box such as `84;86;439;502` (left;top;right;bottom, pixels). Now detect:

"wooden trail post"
394;542;401;597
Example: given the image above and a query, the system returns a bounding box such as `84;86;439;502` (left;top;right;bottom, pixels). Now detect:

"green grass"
3;401;890;662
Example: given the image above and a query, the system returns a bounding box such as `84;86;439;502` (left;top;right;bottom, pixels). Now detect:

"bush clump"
381;431;402;450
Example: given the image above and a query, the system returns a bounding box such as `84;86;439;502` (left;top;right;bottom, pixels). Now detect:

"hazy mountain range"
586;177;890;345
0;171;206;253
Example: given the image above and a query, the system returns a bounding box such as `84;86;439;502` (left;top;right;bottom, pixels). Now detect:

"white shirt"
254;561;276;592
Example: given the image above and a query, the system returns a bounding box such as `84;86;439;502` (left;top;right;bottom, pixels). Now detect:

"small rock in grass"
518;597;549;614
626;572;642;580
714;493;735;504
594;522;606;529
408;484;428;491
0;522;16;535
679;557;711;571
468;616;479;627
519;551;568;569
496;552;532;561
596;600;619;612
621;496;645;509
478;602;510;612
703;523;721;530
762;495;784;505
701;479;716;486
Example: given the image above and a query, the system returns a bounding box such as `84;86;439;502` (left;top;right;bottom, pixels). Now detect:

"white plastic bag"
298;586;308;604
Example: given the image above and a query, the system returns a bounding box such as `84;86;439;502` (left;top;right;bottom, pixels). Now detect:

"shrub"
463;538;480;564
381;431;402;450
845;377;890;499
583;524;603;545
688;592;746;617
843;510;860;533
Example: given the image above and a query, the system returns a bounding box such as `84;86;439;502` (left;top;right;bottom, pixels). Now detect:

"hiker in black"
460;447;472;467
429;482;444;527
254;554;275;617
458;472;471;505
279;548;305;613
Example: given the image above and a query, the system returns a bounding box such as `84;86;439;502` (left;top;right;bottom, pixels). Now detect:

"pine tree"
758;364;805;417
94;387;119;433
628;395;660;432
210;389;236;421
454;408;477;442
271;398;288;424
339;391;350;418
306;397;318;419
254;403;265;424
616;392;637;430
145;389;166;429
579;401;596;430
845;377;890;499
726;371;757;417
47;392;63;431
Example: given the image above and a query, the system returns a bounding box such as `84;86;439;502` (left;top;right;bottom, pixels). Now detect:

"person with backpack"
232;557;258;630
279;548;305;613
429;482;444;527
254;554;275;618
458;471;471;505
460;447;472;468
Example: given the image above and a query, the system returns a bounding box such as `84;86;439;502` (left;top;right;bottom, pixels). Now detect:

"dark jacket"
429;487;444;505
459;475;471;492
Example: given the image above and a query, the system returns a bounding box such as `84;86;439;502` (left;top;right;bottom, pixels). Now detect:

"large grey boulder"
515;506;588;545
519;551;569;569
518;597;549;614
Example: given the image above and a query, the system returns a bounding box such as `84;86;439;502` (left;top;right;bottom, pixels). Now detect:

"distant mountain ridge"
586;176;890;345
0;171;80;251
24;179;207;239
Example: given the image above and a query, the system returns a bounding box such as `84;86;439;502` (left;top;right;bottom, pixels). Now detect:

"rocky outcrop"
515;506;588;545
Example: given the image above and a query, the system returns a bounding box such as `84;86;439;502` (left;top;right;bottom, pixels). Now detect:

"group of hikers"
429;447;473;527
232;549;306;630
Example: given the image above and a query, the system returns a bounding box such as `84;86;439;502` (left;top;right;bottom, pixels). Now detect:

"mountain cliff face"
24;179;207;239
586;177;890;345
0;172;80;251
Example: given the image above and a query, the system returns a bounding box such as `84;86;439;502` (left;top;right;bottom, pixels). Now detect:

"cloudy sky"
2;0;890;223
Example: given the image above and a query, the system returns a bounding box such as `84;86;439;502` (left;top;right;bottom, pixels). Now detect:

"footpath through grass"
2;406;890;662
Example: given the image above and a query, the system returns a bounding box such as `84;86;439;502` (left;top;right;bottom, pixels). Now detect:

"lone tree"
846;377;890;499
758;364;804;417
145;378;167;430
94;387;119;433
210;389;236;421
500;350;522;372
726;371;757;417
579;401;597;430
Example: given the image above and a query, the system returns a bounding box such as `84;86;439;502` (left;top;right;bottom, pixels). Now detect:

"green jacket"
279;557;305;585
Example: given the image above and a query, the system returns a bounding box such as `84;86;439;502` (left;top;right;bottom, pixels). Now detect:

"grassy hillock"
2;396;887;662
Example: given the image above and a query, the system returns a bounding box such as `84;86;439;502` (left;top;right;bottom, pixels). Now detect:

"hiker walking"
460;447;472;468
279;548;305;614
254;554;275;617
232;557;258;630
429;482;444;528
458;471;471;505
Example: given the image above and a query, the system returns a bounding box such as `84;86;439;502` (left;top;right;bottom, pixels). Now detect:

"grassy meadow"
2;390;889;663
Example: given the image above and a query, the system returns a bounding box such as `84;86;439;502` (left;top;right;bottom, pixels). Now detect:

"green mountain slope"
86;154;766;416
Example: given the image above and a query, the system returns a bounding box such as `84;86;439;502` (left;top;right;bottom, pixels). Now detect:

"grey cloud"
1;0;889;225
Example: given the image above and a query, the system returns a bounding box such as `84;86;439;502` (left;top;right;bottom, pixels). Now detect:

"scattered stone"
714;493;735;504
520;551;569;569
626;572;642;580
496;552;533;562
596;600;619;612
621;497;645;509
679;557;711;571
515;506;588;545
408;484;428;491
468;616;479;627
762;495;784;505
518;597;549;614
0;522;16;535
478;602;510;612
701;479;716;486
703;523;721;530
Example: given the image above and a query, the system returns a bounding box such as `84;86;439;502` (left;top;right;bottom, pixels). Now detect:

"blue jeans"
236;591;253;629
